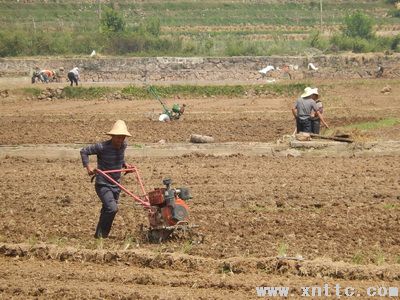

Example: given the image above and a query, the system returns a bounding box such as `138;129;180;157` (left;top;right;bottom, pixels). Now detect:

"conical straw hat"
301;87;319;98
106;120;132;137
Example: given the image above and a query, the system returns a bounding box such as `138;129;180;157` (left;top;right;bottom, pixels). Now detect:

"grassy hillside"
0;0;399;57
0;1;397;28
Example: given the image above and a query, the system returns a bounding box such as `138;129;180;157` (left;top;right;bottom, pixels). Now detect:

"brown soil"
0;77;399;299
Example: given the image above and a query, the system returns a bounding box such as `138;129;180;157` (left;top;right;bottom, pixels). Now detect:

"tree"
100;7;125;33
343;11;375;39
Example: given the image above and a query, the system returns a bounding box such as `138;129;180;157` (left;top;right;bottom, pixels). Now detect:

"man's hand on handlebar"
86;165;95;176
124;163;134;174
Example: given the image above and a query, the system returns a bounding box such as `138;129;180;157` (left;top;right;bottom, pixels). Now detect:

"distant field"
0;0;399;56
1;1;398;34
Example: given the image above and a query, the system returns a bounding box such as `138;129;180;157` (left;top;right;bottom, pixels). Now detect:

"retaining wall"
0;53;399;83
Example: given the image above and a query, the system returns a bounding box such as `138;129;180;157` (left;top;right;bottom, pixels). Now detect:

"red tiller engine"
147;178;192;228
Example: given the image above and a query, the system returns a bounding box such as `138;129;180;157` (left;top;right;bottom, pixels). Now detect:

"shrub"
71;33;105;55
389;8;400;18
100;7;126;33
31;33;54;56
330;34;351;51
0;31;29;57
104;31;182;55
352;37;372;53
309;31;330;50
343;11;375;39
225;39;262;56
144;17;161;37
330;33;399;53
62;86;114;99
391;34;400;51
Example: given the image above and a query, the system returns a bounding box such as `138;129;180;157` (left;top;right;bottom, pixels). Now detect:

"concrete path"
1;140;399;159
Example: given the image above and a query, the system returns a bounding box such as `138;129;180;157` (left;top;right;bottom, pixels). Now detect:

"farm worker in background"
80;120;132;239
310;91;325;134
158;113;171;122
173;103;186;119
292;87;329;133
68;67;80;86
158;103;187;122
40;69;55;83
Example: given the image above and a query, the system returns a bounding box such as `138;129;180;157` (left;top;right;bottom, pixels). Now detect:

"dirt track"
0;77;399;299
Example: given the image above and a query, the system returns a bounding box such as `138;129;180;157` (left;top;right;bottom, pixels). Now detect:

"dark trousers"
295;118;301;133
94;184;120;238
297;117;312;133
67;72;78;86
311;118;321;134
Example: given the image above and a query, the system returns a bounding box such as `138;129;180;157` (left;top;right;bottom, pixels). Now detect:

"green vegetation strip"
18;83;308;99
1;1;398;57
343;118;400;131
21;87;42;97
122;83;308;98
61;86;117;99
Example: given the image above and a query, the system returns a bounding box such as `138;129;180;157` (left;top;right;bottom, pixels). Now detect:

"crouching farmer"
80;120;132;238
68;67;80;86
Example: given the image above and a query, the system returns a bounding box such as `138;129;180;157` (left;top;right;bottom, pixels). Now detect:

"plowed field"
0;77;399;299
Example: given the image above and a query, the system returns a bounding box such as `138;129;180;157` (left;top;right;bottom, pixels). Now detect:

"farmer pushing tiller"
80;120;198;243
148;86;186;122
97;168;197;242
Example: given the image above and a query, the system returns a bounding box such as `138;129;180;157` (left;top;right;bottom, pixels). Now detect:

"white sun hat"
301;87;319;98
158;113;171;122
106;120;132;137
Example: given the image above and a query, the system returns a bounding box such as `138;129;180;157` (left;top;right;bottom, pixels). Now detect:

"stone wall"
0;53;399;83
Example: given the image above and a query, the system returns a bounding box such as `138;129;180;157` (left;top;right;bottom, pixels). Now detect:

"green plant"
389;8;400;18
132;143;144;149
383;203;398;210
343;118;399;131
61;86;114;99
309;31;328;50
27;235;39;246
96;237;104;250
48;236;67;247
343;11;375;39
220;262;234;274
144;17;161;37
122;236;134;250
277;242;288;257
21;87;42;97
142;83;304;98
0;30;29;57
100;7;126;33
375;251;385;266
181;240;193;254
391;34;400;50
352;251;364;264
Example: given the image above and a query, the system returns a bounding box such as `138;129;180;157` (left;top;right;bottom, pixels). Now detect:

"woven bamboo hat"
106;120;132;137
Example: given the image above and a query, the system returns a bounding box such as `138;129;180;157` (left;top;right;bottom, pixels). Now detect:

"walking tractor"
148;85;186;121
95;165;200;243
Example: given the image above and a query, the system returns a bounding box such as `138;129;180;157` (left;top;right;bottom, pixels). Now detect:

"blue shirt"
80;140;127;186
